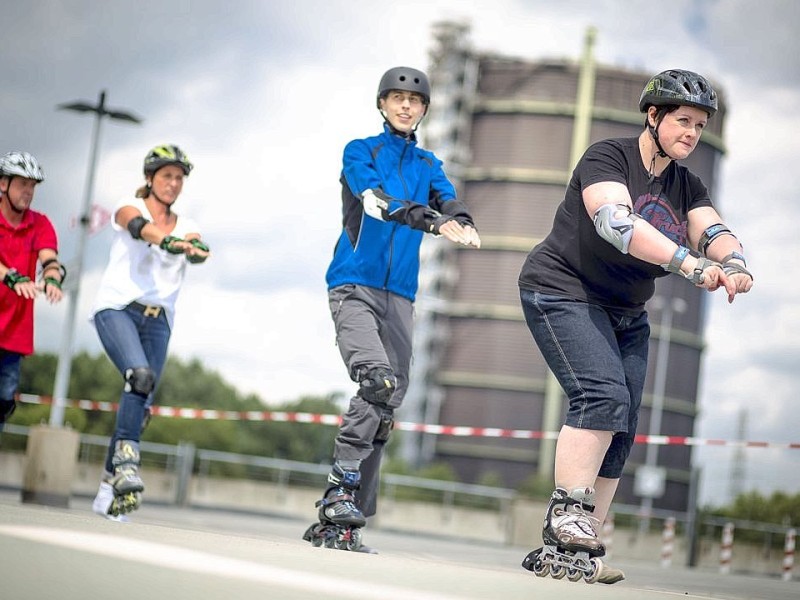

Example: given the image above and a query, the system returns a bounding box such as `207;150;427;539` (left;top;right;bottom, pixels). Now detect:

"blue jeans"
520;289;650;478
0;350;22;431
94;304;171;472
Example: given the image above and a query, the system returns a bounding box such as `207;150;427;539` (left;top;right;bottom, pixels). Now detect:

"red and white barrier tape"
16;393;800;449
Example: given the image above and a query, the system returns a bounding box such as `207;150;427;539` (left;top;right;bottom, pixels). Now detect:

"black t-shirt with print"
518;137;713;313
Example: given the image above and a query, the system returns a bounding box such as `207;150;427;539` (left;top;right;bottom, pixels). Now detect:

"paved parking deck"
0;492;795;600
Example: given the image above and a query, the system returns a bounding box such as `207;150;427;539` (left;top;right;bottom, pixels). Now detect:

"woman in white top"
90;144;209;519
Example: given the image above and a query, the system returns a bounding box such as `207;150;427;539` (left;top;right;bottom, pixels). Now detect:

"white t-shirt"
91;197;200;329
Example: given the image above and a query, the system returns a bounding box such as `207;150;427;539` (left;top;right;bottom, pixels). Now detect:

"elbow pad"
593;203;640;254
127;216;150;240
362;189;389;221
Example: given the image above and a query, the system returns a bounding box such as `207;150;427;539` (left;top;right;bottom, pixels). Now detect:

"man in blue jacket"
304;66;480;552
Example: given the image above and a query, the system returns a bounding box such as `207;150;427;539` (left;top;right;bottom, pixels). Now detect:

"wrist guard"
427;211;455;235
186;239;210;264
3;268;31;289
722;261;753;281
44;276;62;291
722;251;746;266
159;235;185;254
41;259;67;285
661;245;691;275
686;257;721;285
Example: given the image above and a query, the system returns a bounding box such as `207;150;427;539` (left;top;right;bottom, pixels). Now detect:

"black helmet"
143;144;193;177
639;69;718;116
376;66;431;108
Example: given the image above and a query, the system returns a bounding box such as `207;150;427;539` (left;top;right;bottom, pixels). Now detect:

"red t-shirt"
0;208;58;354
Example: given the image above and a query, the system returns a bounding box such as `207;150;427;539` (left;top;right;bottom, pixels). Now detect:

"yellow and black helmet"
143;144;193;177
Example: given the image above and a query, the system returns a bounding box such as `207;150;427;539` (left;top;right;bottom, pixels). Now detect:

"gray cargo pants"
328;284;413;517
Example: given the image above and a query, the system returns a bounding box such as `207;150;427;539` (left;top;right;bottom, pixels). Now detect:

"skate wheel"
566;567;583;582
532;560;549;578
584;558;602;584
549;563;566;580
345;528;363;551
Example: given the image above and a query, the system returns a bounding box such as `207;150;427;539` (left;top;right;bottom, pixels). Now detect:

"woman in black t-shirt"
518;70;753;584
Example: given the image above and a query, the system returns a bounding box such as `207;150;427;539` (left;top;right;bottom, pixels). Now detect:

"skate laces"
553;504;600;538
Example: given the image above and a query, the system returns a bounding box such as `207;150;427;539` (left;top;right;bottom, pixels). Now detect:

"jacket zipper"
383;139;411;289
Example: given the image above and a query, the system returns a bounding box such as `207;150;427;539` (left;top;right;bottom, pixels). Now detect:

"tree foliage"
709;490;800;528
11;352;341;463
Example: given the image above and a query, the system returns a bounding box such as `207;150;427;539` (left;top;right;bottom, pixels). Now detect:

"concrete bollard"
719;522;734;574
21;424;80;507
784;528;796;582
661;516;676;568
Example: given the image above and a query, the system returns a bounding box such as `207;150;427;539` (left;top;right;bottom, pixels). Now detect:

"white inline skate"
522;487;619;584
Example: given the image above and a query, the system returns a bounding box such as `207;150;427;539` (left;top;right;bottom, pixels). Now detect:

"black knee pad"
357;366;396;407
124;367;156;398
0;399;16;423
374;410;394;442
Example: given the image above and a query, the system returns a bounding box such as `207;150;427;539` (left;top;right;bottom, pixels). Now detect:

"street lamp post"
49;90;142;427
638;295;687;531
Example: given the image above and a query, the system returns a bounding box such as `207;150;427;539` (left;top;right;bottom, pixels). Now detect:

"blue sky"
5;0;799;504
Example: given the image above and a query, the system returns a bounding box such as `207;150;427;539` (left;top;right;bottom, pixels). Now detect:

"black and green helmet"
143;144;193;176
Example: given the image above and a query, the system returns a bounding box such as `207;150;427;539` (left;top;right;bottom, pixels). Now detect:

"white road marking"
0;525;462;600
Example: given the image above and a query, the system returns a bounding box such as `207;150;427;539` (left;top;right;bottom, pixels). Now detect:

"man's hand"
438;220;481;248
3;269;38;299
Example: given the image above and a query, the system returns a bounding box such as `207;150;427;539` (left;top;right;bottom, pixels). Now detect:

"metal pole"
50;91;106;427
49;91;140;427
639;296;685;529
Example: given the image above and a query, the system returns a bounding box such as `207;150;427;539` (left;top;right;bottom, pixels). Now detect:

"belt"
129;302;163;319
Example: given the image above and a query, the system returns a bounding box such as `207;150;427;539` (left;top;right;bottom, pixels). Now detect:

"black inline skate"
522;487;613;584
303;465;366;551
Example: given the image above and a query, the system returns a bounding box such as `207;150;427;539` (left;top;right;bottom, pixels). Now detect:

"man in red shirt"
0;151;65;433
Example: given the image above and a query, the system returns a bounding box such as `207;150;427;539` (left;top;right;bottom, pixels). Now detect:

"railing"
2;423;797;579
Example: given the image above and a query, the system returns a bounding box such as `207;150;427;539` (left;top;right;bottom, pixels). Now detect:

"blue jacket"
326;124;473;301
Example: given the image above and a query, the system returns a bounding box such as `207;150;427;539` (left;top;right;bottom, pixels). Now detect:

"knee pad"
0;399;16;423
374;410;394;442
356;366;396;407
124;367;155;398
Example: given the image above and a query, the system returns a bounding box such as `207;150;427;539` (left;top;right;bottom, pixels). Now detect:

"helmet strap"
1;176;26;214
150;190;173;215
647;111;672;161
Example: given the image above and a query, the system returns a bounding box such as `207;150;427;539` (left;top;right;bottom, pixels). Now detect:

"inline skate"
106;440;144;517
303;465;366;551
522;487;616;584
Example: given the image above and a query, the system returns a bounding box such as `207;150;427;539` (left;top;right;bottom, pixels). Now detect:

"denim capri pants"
520;289;650;478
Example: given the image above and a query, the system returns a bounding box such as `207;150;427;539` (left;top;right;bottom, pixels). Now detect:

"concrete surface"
0;490;796;600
